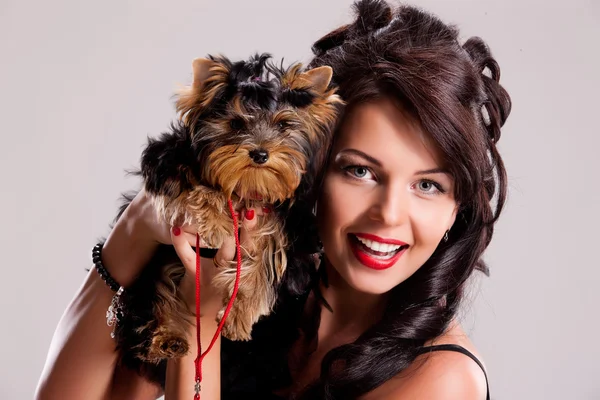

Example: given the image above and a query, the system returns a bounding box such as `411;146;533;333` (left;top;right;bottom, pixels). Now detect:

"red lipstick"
349;233;408;271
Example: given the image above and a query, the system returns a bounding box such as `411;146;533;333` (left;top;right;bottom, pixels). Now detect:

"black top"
222;333;490;400
221;290;490;399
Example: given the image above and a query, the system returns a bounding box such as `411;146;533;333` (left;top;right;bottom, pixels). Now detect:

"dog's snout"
249;149;269;164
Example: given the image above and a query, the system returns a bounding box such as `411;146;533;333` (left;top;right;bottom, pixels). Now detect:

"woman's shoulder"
363;321;488;400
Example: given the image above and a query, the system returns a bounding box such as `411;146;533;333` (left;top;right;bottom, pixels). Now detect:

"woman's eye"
354;167;368;178
344;165;374;180
416;180;444;195
419;181;434;191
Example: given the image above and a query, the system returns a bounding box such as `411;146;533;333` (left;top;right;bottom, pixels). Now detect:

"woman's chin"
339;260;399;296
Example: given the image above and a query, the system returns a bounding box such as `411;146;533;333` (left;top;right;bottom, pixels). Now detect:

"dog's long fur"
108;53;342;386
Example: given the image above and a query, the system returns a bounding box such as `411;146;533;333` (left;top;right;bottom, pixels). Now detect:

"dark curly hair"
304;0;510;398
222;1;512;398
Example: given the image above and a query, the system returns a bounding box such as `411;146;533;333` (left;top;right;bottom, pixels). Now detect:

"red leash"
194;199;242;399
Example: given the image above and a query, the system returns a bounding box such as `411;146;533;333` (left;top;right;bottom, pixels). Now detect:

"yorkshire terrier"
110;53;342;385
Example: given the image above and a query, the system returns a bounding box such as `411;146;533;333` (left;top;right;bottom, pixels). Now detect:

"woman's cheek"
411;199;455;245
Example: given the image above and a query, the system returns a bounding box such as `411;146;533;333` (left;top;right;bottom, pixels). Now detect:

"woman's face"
317;97;458;295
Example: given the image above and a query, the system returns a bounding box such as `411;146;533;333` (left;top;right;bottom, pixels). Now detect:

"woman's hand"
126;187;266;313
127;187;264;254
170;205;266;316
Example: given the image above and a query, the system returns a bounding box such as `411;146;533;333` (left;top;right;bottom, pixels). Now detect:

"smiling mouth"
348;234;409;270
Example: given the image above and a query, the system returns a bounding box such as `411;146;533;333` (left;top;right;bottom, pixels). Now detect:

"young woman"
36;1;511;399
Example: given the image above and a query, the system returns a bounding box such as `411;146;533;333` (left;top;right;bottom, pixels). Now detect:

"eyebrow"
337;149;382;167
337;148;450;176
415;167;450;176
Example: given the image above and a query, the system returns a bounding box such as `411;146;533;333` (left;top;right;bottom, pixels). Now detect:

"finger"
181;231;203;247
174;221;212;249
214;207;253;263
259;204;272;216
214;205;265;263
170;226;201;271
239;206;266;248
239;222;253;250
241;208;259;231
172;229;209;250
180;221;201;234
215;234;236;263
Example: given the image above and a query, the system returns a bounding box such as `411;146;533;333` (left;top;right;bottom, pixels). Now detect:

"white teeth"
381;243;395;252
355;236;402;253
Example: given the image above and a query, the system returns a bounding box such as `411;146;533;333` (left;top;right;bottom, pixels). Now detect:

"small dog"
110;53;342;385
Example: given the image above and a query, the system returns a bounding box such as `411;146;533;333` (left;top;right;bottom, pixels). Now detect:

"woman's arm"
35;196;161;400
36;188;262;400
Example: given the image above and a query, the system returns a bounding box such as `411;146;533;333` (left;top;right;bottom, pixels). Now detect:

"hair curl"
294;0;512;398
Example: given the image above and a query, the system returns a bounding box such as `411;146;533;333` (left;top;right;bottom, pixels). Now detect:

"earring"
443;230;449;242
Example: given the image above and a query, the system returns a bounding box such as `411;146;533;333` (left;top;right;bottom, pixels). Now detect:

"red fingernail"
245;209;255;220
172;226;181;236
262;206;271;214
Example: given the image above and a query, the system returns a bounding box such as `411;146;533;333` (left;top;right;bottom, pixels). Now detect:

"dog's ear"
279;64;337;108
302;66;333;94
295;65;343;185
176;56;230;126
191;57;213;90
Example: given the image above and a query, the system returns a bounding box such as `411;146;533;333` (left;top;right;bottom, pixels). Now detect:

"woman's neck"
278;260;391;397
317;260;389;339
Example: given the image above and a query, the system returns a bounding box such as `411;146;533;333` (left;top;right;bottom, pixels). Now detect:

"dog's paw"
217;306;253;341
147;327;189;361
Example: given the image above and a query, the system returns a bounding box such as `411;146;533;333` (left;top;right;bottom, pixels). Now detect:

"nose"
368;185;409;226
249;149;269;164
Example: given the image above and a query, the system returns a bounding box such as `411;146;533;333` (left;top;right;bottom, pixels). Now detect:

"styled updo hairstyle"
297;0;512;397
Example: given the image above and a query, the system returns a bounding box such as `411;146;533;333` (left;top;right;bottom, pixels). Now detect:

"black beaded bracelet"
92;243;122;293
92;242;126;339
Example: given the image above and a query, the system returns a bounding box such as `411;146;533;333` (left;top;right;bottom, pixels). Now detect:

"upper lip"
353;233;408;246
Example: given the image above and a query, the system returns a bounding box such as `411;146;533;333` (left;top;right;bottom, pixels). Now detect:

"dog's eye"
277;121;290;131
230;118;245;131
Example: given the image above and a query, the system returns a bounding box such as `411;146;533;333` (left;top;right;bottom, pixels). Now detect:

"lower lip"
349;235;407;270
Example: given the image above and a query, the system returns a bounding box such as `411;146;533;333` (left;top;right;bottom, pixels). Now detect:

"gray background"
1;0;598;399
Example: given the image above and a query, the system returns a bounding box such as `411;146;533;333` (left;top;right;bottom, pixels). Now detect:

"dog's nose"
249;149;269;164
